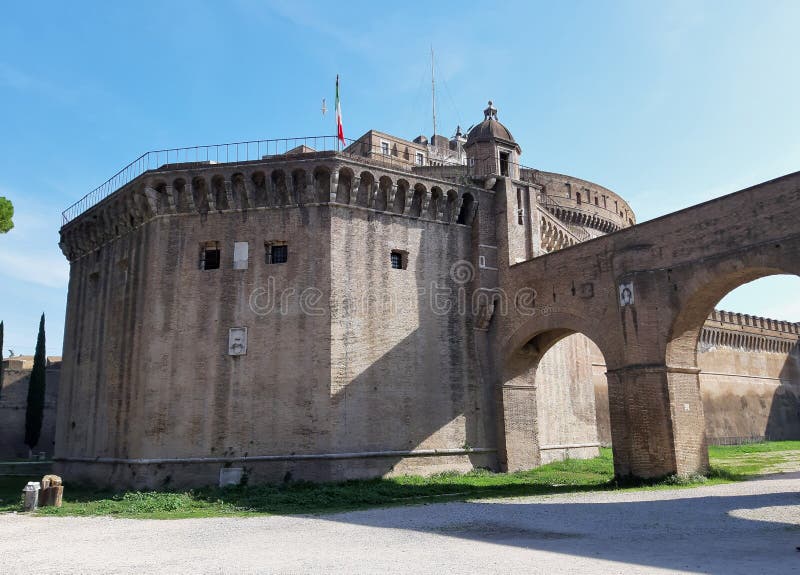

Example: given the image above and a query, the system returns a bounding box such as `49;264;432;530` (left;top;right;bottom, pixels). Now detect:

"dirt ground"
0;472;799;574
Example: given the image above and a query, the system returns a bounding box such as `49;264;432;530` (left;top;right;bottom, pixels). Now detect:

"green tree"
0;197;13;233
0;320;4;400
25;314;46;452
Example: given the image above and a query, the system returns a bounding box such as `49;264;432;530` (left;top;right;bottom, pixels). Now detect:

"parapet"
58;150;483;262
700;309;799;354
707;309;800;335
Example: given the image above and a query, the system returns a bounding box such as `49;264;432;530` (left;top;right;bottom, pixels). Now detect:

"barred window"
266;242;288;264
200;241;221;270
390;251;405;270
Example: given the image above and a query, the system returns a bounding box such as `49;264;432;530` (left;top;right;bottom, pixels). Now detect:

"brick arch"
503;310;620;370
409;183;425;218
270;169;288;206
376;175;392;212
291;168;310;204
456;191;476;225
250;171;268;207
666;248;800;372
499;312;618;473
191;176;209;214
444;189;458;223
132;184;156;220
230;172;249;209
313;166;331;203
211;174;228;211
428;187;443;220
172;177;191;213
394;179;409;215
149;180;170;214
336;167;354;204
356;171;374;207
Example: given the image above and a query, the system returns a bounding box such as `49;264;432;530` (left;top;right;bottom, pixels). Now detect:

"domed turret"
465;101;521;179
466;101;521;154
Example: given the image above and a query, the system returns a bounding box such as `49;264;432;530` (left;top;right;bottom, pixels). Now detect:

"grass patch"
707;440;800;479
1;441;798;519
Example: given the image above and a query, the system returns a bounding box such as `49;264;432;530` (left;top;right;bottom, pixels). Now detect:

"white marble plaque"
228;327;247;356
619;281;634;306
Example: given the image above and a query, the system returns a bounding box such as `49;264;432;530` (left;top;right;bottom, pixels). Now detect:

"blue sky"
1;0;799;355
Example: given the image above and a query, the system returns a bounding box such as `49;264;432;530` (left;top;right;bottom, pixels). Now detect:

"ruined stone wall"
0;358;60;459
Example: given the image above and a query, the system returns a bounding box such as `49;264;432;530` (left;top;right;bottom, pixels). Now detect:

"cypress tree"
25;314;46;452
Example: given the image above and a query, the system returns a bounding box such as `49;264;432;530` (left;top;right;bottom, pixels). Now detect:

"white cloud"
0;188;69;289
0;250;68;289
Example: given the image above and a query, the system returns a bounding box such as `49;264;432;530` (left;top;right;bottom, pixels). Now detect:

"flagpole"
335;74;343;153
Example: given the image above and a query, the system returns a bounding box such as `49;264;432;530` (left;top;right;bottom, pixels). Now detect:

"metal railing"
62;136;554;225
708;435;770;446
62;136;355;224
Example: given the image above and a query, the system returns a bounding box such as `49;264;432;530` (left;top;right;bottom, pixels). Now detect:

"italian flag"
336;74;345;145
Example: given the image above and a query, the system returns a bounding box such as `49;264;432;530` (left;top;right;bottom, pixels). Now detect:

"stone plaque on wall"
228;327;247;356
619;281;635;306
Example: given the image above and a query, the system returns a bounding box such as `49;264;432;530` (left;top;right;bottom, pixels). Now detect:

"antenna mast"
431;46;437;141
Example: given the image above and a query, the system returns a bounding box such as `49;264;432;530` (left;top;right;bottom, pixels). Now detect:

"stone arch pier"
494;172;800;479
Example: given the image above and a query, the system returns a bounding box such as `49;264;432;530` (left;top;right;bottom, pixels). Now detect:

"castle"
55;102;800;488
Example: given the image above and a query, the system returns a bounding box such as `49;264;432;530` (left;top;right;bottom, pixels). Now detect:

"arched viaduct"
494;171;800;479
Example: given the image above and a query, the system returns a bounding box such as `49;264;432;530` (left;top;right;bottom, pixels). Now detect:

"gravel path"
1;473;799;574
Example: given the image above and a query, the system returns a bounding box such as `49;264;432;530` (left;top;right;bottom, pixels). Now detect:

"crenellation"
59;157;486;263
707;308;800;337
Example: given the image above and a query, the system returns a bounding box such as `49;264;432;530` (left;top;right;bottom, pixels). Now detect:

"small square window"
266;242;288;264
390;251;406;270
415;152;424;166
200;241;221;270
381;141;390;155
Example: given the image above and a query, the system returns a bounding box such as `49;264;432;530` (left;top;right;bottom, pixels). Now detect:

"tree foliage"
0;320;4;400
25;314;46;450
0;197;13;234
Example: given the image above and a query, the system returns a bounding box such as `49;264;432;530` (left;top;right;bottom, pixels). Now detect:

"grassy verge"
708;440;800;479
1;442;797;519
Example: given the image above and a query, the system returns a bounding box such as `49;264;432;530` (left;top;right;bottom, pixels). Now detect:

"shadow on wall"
766;348;800;440
314;487;800;575
302;207;494;481
594;344;800;447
